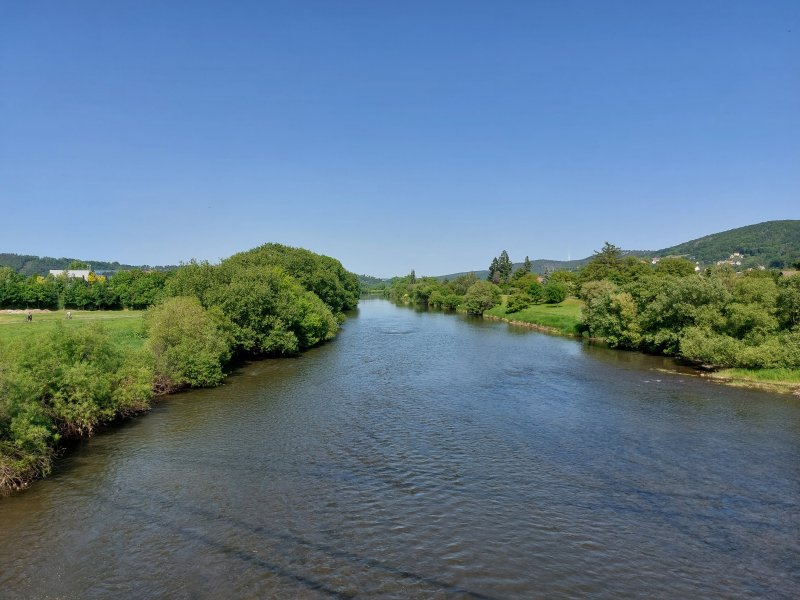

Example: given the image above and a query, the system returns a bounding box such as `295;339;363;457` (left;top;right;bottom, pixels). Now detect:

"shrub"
506;293;531;313
464;281;500;315
146;296;234;390
544;282;568;304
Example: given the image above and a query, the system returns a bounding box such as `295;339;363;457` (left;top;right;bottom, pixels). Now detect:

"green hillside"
654;220;800;268
431;220;799;280
0;253;176;276
436;252;649;281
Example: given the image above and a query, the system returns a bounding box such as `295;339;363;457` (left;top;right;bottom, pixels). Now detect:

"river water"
1;298;798;599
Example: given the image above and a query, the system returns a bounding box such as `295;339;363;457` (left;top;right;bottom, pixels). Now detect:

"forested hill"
0;253;176;276
430;220;799;279
436;252;650;280
654;220;800;268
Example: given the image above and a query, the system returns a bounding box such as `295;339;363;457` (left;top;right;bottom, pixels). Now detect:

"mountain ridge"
431;220;800;280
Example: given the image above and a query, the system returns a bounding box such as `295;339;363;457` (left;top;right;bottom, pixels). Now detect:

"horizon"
2;217;797;278
2;2;798;278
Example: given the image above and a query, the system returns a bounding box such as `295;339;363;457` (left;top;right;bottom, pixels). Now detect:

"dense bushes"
0;324;153;491
385;256;578;316
0;266;169;311
464;281;501;315
386;272;492;313
0;243;358;493
146;297;233;391
165;244;350;356
580;269;800;369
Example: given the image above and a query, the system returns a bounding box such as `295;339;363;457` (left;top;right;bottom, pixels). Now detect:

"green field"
0;310;147;349
485;297;583;335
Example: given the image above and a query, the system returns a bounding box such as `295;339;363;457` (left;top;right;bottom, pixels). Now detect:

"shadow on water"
101;487;495;599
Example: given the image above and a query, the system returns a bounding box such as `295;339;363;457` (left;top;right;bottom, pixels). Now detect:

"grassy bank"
483;299;800;395
0;310;145;349
484;297;583;336
705;368;800;395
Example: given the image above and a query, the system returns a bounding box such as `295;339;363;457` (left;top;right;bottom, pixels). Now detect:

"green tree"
581;286;641;347
506;292;531;313
547;270;577;296
543;282;568;304
0;267;24;308
497;250;513;283
146;297;233;390
464;281;499;315
654;257;696;277
110;270;168;309
488;257;499;283
777;276;800;329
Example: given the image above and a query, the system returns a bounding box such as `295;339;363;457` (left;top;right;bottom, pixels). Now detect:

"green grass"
709;367;800;388
485;297;583;335
0;310;147;349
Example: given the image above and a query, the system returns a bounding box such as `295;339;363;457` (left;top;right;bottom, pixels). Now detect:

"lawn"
485;297;583;335
0;310;147;349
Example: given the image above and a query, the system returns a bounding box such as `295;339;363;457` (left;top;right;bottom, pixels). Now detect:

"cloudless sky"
1;1;798;277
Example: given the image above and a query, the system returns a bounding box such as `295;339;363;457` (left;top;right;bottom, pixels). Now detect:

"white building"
49;269;91;281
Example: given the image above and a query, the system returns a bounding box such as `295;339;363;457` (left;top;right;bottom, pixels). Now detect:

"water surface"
1;299;798;598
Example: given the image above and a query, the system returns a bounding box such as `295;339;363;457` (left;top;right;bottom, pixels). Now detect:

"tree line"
0;266;171;311
0;244;359;493
386;244;800;373
385;250;573;315
578;243;800;370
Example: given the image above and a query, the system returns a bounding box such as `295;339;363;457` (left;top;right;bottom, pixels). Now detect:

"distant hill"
0;252;177;276
432;220;800;279
357;274;388;287
653;220;800;268
436;252;650;280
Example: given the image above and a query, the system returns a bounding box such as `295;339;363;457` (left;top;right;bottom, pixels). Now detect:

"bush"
506;293;531;313
544;282;568;304
146;297;234;390
464;281;499;315
0;322;155;493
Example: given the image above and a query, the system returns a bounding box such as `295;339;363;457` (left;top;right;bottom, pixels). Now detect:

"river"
1;298;798;599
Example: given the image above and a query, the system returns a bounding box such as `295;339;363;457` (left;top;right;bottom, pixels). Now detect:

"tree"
67;260;90;270
146;297;233;390
488;257;499;283
580;242;624;283
0;267;24;308
506;292;531;313
777;276;800;329
547;270;577;296
523;256;532;274
464;281;499;315
580;286;641;348
111;270;168;310
497;251;513;283
543;282;568;304
654;257;696;277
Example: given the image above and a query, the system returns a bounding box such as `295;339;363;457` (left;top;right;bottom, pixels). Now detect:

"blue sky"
1;1;798;277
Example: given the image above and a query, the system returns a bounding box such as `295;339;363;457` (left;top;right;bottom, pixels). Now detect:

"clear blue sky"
1;1;798;277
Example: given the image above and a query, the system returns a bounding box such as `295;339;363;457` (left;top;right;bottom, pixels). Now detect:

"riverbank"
484;298;583;336
704;367;800;396
483;297;800;396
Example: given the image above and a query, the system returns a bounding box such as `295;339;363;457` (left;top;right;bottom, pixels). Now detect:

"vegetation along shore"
0;244;358;494
381;239;800;395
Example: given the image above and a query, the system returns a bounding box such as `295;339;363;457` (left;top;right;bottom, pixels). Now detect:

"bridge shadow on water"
103;488;496;599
